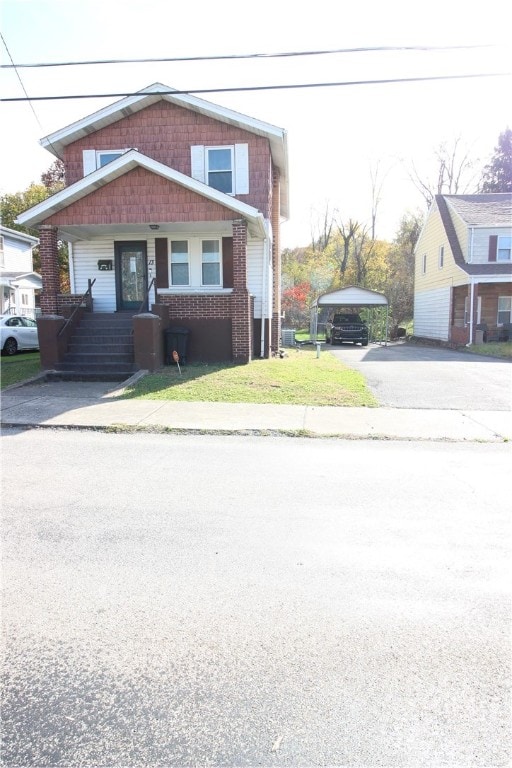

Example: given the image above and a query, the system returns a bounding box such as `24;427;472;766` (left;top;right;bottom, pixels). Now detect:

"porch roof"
16;151;267;241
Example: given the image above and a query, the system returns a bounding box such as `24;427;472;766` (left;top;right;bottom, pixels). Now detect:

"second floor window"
498;236;511;261
191;143;249;195
207;148;233;193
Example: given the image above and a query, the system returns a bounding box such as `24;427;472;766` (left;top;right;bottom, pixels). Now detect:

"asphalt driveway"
327;341;512;410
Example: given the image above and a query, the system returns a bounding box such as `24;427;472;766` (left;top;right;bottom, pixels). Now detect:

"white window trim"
165;235;224;290
464;296;481;326
190;143;249;195
169;239;190;287
82;148;130;175
206;146;235;195
497;236;512;262
200;238;222;288
497;296;512;326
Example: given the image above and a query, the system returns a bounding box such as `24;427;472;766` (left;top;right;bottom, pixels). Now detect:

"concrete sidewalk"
1;375;510;441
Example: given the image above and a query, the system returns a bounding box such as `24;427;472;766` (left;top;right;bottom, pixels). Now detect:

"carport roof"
313;286;388;308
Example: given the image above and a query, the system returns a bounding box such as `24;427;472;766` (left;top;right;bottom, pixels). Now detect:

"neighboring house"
414;193;512;345
0;226;41;318
17;83;288;371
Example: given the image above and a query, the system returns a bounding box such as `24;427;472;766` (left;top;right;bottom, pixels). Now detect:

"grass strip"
122;348;378;407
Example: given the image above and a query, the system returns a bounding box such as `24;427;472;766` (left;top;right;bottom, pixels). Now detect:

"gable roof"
444;193;512;226
0;225;39;247
314;286;388;308
435;194;512;277
40;82;289;217
16;150;267;239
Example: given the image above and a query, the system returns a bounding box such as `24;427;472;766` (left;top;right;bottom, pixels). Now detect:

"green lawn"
122;349;378;407
0;352;41;390
460;342;512;359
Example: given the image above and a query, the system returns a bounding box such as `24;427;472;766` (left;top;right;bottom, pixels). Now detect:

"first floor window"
201;240;221;286
497;236;511;261
170;241;189;285
497;296;512;325
21;294;29;306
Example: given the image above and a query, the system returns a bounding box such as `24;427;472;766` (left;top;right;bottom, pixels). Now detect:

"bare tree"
334;217;360;282
405;136;480;208
310;203;334;252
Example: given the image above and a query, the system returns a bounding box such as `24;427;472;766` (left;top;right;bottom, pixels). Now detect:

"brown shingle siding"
46;168;238;226
63;100;272;214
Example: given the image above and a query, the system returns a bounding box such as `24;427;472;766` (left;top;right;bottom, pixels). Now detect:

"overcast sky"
1;0;510;248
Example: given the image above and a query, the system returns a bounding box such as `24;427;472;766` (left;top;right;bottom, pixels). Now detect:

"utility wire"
1;72;509;102
0;31;45;130
0;43;497;69
0;32;64;159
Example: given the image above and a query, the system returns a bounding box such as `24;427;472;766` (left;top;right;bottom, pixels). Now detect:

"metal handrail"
58;278;96;336
136;277;155;315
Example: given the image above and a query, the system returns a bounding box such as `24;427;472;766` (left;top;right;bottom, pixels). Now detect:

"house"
17;83;288;375
413;193;512;345
0;226;41;318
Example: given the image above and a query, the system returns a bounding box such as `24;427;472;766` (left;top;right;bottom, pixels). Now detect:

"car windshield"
332;314;363;323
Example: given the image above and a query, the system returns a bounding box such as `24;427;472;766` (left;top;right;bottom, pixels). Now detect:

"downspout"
260;237;268;358
467;277;474;346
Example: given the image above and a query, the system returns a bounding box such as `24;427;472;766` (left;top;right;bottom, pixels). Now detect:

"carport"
310;285;389;345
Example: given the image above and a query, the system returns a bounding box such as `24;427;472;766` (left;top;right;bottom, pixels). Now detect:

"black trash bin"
164;326;190;365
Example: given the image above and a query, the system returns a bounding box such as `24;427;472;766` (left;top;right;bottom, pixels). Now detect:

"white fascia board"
0;225;39;246
40;83;286;156
16;150;266;237
39;82;289;218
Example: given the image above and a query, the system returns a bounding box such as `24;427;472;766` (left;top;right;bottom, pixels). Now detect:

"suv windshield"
332;314;363;324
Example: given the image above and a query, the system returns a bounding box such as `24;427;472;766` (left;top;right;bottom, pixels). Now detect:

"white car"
0;315;39;355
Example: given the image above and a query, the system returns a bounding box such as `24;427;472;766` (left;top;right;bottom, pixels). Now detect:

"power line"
0;32;45;131
1;72;509;102
0;43;496;69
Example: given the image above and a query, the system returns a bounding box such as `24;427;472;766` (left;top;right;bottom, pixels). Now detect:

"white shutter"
234;143;249;194
191;145;205;183
82;150;97;176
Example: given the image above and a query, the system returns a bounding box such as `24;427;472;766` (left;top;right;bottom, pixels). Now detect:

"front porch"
450;282;512;345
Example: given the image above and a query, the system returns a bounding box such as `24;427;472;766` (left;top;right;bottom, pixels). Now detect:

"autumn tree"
480;128;512;192
383;211;423;331
0;161;69;290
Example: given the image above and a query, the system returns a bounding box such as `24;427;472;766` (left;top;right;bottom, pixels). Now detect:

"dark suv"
325;313;368;346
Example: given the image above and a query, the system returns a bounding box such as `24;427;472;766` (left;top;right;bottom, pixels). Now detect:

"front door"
115;242;147;311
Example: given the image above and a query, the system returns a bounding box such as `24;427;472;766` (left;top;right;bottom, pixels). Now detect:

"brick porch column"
38;224;60;314
232;218;251;363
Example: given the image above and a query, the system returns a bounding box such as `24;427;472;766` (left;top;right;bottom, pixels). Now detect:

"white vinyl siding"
413;286;451;341
467;227;512;263
247;237;265;317
71;237;156;312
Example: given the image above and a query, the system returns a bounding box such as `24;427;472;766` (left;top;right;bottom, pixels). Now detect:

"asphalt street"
328;343;512;410
1;429;510;767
